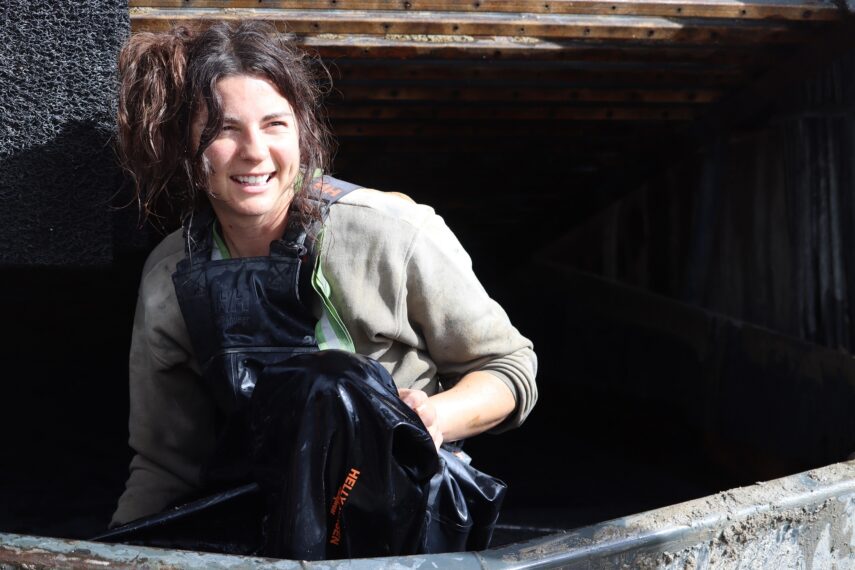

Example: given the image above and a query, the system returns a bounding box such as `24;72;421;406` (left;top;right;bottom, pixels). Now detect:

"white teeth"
233;174;270;184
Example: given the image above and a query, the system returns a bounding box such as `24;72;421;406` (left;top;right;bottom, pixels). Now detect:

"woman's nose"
239;128;267;161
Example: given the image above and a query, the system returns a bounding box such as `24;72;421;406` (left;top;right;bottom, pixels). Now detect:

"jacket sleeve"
111;246;218;526
400;212;538;432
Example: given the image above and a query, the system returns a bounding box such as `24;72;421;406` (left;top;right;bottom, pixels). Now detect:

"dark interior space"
4;0;855;557
0;162;727;542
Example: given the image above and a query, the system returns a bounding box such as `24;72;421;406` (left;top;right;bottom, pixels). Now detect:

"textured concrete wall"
0;1;129;266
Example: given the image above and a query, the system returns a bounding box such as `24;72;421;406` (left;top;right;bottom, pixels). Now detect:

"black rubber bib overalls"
156;177;504;559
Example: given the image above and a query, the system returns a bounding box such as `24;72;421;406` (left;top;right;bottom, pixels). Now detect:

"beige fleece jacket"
112;188;538;526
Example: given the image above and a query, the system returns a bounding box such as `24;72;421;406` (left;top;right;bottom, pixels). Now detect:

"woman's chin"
213;197;289;222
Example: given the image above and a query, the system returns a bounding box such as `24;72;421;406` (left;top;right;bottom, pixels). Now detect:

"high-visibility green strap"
311;229;355;352
211;221;230;260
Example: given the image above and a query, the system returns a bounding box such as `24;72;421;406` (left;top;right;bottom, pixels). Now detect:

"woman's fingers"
397;387;426;410
426;423;443;449
398;388;442;449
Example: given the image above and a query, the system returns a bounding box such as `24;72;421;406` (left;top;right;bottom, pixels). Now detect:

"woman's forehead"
199;74;295;120
194;74;294;120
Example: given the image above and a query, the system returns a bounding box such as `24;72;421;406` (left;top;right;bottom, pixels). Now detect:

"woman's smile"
230;172;276;191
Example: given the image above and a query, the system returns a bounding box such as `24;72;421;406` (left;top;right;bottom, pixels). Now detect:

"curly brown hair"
116;21;333;233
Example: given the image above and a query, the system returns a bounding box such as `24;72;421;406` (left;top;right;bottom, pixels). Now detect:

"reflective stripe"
312;229;355;352
316;311;343;351
211;222;229;261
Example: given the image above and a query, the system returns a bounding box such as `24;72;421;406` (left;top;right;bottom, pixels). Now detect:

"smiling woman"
108;21;537;561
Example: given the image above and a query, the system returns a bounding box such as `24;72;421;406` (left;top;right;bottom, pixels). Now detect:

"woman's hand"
398;388;444;449
398;371;516;449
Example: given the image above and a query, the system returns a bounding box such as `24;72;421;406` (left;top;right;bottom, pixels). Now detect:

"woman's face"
193;74;301;227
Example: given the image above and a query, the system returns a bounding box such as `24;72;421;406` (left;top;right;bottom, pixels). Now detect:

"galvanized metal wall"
545;48;855;352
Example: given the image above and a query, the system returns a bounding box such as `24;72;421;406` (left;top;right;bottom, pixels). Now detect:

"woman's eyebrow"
222;112;294;123
262;112;293;122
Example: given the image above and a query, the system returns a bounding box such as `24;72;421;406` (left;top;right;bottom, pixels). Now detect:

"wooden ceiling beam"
330;85;720;103
130;1;842;22
301;36;783;64
334;147;636;169
335;138;628;155
327;104;698;120
333;134;667;166
331;62;749;87
331;120;687;136
130;8;817;44
686;19;855;138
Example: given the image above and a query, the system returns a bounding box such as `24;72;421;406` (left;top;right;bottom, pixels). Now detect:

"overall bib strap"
181;206;217;259
170;174;363;410
312;175;363;205
275;174;362;266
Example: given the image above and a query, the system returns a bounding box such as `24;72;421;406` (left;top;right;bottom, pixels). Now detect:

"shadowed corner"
0;118;126;267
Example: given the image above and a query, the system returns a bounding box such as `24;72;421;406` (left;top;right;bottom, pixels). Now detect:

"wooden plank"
327;104;697;120
302;36;785;65
129;1;842;22
311;38;785;65
330;120;687;136
331;62;749;87
335;141;639;164
331;85;720;102
127;10;791;66
686;20;855;138
454;119;679;136
335;137;630;154
333;140;657;163
129;8;815;44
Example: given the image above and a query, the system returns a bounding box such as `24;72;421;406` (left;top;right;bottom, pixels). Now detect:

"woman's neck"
215;207;290;258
